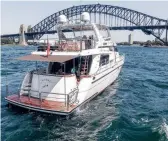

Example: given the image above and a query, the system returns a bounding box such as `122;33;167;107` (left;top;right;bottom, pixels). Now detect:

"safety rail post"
18;88;20;101
64;63;66;106
6;84;8;97
5;71;8;97
67;94;69;111
75;88;78;102
80;24;82;51
28;90;30;101
39;92;42;108
166;20;168;46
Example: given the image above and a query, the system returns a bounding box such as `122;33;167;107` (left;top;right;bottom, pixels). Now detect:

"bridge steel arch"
30;4;168;44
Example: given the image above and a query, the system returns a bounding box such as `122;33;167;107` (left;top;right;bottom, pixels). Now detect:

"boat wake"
155;118;168;141
67;83;120;140
162;119;168;139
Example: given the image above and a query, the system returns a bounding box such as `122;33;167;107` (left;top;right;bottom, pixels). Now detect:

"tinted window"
99;55;109;66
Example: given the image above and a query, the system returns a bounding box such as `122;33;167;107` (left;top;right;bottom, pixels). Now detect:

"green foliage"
1;38;14;45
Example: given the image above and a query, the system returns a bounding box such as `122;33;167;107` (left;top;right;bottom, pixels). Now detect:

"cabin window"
99;55;109;66
48;56;92;76
49;60;77;75
48;58;80;75
49;62;64;75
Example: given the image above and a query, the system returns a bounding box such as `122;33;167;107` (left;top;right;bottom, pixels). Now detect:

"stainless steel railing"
37;39;96;52
6;86;79;111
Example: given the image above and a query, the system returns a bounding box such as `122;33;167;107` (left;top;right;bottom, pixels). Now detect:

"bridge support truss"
1;4;168;45
28;4;168;45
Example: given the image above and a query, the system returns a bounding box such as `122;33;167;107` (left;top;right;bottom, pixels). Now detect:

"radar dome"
81;12;90;22
57;15;67;24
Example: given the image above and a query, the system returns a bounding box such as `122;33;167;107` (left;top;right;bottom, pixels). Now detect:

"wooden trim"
5;99;70;115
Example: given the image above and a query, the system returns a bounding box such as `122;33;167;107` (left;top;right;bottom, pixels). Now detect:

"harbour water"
1;46;168;141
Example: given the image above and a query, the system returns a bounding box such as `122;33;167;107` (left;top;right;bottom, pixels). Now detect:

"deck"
5;94;77;115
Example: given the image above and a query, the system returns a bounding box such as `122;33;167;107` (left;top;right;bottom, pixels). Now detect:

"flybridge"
15;13;114;59
5;12;125;115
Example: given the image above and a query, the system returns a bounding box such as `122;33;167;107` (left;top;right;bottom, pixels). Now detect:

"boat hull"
77;58;124;105
5;59;123;115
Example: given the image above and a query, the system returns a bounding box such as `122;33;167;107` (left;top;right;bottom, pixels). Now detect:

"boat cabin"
37;23;112;52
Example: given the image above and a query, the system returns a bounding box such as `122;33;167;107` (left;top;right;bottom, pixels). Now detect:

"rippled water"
1;45;168;141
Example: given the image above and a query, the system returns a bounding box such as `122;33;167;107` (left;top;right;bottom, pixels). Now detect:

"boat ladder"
81;56;89;75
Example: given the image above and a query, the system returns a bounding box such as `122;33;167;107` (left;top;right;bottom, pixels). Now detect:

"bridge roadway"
1;25;168;38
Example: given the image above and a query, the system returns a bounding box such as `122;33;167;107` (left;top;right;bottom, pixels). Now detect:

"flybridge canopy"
16;55;78;63
58;24;94;32
58;23;108;31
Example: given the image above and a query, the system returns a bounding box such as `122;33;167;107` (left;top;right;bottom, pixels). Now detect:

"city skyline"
1;1;168;42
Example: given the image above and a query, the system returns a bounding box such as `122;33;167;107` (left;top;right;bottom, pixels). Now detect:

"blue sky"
1;1;168;42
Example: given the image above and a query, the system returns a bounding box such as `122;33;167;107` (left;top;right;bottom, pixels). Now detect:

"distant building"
128;34;133;45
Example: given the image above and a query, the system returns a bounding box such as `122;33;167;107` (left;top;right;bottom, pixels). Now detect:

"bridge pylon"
19;24;27;46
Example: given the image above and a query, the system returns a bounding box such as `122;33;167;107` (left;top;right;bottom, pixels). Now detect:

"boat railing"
6;85;79;111
37;38;96;52
33;70;76;77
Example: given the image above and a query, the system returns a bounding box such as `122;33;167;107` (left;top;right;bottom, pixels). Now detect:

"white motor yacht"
5;12;124;115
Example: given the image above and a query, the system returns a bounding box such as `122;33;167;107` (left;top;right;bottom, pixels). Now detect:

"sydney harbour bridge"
1;4;168;45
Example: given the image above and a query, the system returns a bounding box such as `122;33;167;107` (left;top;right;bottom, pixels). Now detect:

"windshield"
57;24;97;41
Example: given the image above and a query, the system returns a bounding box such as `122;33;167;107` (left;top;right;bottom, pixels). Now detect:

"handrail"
93;56;124;76
21;88;77;96
37;38;96;51
20;86;79;110
33;71;76;77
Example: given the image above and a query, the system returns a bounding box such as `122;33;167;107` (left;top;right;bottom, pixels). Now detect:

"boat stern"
5;94;77;115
